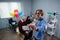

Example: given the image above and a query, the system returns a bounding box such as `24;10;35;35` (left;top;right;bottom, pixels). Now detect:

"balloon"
14;12;19;18
10;12;14;16
18;11;23;16
14;9;18;12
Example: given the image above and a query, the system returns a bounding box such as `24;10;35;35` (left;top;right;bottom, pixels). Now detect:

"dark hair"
27;16;30;19
25;16;32;24
35;9;43;16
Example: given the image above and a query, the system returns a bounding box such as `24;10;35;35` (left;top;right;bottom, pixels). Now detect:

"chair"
8;18;17;32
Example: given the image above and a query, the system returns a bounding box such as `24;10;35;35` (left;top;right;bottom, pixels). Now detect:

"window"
0;2;21;18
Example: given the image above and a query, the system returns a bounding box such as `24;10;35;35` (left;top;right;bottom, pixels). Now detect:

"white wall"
32;0;60;20
32;0;60;38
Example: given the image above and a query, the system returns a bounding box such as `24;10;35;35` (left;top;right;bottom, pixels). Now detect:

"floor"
0;28;60;40
44;33;60;40
0;28;18;40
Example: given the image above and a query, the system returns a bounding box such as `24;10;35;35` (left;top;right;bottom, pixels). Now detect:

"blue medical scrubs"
34;18;46;40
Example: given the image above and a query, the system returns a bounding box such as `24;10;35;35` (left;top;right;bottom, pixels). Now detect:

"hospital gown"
34;18;46;40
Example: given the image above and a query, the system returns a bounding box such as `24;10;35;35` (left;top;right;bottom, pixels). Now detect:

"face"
22;16;27;22
32;14;35;18
36;11;42;18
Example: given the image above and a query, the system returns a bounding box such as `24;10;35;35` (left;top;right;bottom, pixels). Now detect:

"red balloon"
14;12;19;18
14;9;18;12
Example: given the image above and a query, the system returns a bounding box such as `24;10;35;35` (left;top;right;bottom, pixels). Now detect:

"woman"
34;9;46;40
23;16;33;40
18;16;27;35
18;16;33;40
26;16;32;24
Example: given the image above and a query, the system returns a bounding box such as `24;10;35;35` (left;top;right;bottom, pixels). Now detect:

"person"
28;9;46;40
34;9;46;40
26;16;32;24
18;16;33;40
18;16;27;34
24;16;33;40
30;14;35;22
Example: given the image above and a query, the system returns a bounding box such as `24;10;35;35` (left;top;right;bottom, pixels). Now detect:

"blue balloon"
18;11;23;16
